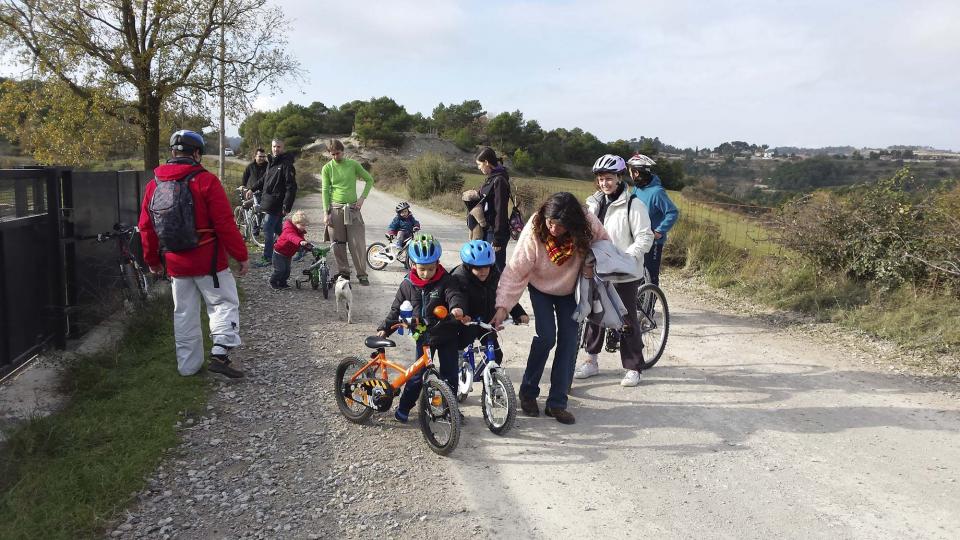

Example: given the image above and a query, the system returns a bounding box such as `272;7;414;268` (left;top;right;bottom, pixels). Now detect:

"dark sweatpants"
582;280;645;371
270;252;292;287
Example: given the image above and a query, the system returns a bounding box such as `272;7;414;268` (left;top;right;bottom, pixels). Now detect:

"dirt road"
114;187;960;539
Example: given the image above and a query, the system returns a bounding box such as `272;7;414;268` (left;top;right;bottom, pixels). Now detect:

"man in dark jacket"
242;148;268;190
251;139;297;266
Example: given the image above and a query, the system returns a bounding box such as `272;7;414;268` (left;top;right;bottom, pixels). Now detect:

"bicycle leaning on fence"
577;268;670;369
83;222;157;304
233;187;264;247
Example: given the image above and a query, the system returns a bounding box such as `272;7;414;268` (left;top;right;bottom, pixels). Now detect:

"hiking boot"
520;397;540;417
620;370;642;387
208;355;244;379
358;276;370;286
394;409;409;423
254;259;271;268
544;407;575;425
574;361;599;379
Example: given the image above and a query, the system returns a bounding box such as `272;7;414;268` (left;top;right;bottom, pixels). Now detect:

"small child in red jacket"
270;210;309;289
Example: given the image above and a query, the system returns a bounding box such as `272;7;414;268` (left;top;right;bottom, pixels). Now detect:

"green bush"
513;148;534;174
407;153;463;200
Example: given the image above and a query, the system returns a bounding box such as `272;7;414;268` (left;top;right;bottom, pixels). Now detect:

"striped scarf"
545;235;575;266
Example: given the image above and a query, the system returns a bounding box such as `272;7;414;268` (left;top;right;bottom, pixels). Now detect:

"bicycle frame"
461;325;500;392
348;323;435;395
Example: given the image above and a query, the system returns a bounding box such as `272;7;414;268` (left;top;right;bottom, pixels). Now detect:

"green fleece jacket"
321;158;375;211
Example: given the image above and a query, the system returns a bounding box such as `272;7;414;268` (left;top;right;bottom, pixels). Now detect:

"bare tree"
0;0;301;169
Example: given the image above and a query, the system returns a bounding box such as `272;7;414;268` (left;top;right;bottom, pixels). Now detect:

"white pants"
171;270;242;376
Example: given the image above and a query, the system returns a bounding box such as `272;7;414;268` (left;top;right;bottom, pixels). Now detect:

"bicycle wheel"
319;266;330;299
234;206;249;241
456;360;473;403
334;357;375;424
121;262;149;303
249;213;264;248
365;242;389;270
637;283;669;369
481;368;517;436
418;376;461;456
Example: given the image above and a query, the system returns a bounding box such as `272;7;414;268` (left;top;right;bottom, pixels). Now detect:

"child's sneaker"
394;409;409;423
620;370;642;387
574;361;599;379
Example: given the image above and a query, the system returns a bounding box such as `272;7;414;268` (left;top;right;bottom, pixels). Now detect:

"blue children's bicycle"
457;320;517;435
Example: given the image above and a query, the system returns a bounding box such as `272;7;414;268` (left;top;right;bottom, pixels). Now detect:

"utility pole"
218;0;226;183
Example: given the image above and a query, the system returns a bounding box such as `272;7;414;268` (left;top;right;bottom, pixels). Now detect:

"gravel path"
111;187;960;539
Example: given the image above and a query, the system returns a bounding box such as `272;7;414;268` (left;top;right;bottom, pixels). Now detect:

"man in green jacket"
321;138;375;285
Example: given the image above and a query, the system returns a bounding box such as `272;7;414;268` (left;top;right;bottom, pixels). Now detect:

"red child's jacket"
273;219;306;258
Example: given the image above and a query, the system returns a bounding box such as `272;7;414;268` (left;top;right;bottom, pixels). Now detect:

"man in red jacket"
139;130;250;378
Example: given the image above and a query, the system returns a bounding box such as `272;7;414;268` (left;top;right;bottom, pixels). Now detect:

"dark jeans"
520;285;578;410
485;230;507;273
395;229;412;246
261;213;283;261
583;280;644;371
270;252;291;287
397;339;459;415
644;243;664;286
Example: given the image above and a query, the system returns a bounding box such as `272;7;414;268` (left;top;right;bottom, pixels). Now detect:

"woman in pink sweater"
492;192;610;424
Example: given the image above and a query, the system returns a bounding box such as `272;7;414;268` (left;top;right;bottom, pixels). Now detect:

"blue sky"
250;0;958;150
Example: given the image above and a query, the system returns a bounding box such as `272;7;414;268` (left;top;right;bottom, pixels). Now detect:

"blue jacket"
387;214;420;234
632;175;679;245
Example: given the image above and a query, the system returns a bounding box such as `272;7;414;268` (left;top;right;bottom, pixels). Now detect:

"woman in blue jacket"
626;154;679;286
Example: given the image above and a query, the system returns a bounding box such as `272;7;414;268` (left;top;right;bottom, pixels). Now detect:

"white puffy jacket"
586;186;655;283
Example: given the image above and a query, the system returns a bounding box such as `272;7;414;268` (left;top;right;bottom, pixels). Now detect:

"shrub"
370;157;408;191
510;180;551;218
407;153;464;200
513;148;534;174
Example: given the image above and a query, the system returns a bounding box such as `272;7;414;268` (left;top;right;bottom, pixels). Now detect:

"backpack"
148;170;205;252
507;188;523;241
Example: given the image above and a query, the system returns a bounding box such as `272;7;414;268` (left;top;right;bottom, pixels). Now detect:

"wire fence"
674;194;783;256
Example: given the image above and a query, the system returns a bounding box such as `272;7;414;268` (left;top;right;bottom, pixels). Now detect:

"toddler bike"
365;234;412;270
334;305;462;456
294;242;334;298
457;321;517;435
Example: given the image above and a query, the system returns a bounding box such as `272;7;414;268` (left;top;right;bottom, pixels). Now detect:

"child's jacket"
387;214;420;235
451;264;526;323
273;220;305;258
379;265;465;345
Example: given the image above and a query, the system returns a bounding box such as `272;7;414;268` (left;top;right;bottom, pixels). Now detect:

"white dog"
335;275;353;323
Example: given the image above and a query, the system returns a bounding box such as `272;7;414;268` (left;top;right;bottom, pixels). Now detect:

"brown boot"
520;397;539;417
544;407;575;425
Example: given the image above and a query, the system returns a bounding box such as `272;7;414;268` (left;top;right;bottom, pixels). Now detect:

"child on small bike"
377;234;465;422
452;240;528;363
387;201;420;248
270;210;309;289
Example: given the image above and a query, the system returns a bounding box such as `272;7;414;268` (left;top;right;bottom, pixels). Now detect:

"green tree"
0;0;300;169
486;110;524;154
513;148;534;174
432;99;485;136
353;96;412;146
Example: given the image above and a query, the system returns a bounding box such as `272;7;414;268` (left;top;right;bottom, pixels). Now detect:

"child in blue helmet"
452;240;528;364
377;234;466;422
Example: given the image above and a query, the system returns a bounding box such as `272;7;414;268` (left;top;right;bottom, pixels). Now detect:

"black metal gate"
0;167;150;378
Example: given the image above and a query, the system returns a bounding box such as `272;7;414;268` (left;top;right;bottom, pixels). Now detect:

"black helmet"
170;130;205;155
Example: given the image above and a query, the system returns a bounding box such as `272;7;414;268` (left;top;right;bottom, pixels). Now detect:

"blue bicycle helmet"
408;233;441;264
169;129;205;155
459;240;495;267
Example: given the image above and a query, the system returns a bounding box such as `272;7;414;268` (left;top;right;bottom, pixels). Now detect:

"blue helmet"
169;129;205;155
408;233;441;264
459;240;495;267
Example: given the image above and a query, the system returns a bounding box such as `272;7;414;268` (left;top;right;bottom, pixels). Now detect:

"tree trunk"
141;94;163;171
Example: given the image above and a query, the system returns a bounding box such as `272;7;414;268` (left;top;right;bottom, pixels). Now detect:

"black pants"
397;339;459;415
582;280;644;371
644;243;664;285
485;231;507;273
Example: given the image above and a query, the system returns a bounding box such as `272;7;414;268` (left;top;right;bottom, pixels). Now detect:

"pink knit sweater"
496;212;610;309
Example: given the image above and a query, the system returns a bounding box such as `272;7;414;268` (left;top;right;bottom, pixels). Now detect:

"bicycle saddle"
364;336;396;349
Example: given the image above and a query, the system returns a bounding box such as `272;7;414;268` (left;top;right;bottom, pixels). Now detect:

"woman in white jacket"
574;154;655;387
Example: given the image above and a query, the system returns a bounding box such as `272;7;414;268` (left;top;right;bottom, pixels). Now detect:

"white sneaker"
574;361;599;379
620;370;642;387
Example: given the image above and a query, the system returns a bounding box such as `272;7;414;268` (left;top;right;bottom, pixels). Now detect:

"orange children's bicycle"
334;305;462;456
